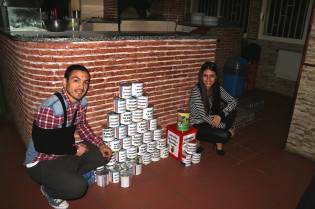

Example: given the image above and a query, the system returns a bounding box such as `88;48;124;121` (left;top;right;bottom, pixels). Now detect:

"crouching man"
24;64;112;209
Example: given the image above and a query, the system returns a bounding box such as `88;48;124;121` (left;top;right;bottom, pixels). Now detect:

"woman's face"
203;69;216;89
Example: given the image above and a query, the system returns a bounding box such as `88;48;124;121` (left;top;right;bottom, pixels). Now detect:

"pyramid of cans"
96;81;169;188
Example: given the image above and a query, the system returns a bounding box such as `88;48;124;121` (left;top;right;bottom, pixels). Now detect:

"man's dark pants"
27;141;108;200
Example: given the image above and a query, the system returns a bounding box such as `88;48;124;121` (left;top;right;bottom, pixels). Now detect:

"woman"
189;61;237;156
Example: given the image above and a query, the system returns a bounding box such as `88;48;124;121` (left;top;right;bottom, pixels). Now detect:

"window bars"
197;0;250;33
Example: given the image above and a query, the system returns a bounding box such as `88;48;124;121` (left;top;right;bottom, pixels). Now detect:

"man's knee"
65;178;88;200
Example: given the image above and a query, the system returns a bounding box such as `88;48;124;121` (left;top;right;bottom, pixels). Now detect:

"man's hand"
99;144;112;159
76;143;89;156
210;115;221;127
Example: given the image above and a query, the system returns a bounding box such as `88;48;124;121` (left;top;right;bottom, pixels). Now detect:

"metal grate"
197;0;249;33
263;0;311;39
198;0;218;16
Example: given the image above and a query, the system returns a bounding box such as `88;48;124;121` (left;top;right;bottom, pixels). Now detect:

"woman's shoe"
216;148;225;156
213;144;225;156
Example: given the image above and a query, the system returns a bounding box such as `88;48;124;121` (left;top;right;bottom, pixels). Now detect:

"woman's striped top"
189;84;237;128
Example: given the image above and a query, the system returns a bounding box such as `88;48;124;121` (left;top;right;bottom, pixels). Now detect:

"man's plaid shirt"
33;88;103;162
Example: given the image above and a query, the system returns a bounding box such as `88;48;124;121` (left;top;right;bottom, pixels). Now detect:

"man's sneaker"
40;185;69;209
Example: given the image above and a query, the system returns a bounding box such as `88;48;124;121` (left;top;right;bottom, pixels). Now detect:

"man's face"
63;70;90;103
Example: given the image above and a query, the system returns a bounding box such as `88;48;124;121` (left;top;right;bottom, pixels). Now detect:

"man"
24;65;112;209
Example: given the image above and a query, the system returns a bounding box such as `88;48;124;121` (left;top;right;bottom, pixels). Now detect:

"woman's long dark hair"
197;61;221;115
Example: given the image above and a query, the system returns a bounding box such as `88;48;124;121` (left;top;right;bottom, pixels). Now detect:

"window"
196;0;250;33
259;0;313;44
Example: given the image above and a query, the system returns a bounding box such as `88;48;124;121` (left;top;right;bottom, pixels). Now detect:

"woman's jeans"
193;110;237;144
27;141;108;200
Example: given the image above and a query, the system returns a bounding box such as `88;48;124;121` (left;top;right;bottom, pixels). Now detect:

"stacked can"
100;81;169;188
181;141;202;167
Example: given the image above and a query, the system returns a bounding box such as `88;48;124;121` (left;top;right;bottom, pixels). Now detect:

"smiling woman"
189;61;238;156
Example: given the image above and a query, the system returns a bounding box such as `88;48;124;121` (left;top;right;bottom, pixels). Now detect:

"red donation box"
166;124;197;161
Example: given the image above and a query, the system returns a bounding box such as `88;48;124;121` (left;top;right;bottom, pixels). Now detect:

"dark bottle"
41;0;69;20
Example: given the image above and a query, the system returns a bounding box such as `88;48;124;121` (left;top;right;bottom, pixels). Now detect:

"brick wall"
286;7;315;162
0;35;216;145
211;27;243;77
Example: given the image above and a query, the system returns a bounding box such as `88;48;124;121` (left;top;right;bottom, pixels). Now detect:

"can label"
148;119;157;131
127;146;138;159
156;138;166;149
131;82;143;97
132;109;143;122
131;133;143;146
192;153;201;164
137;120;148;133
126;97;137;111
147;141;157;153
142;131;153;144
142;152;152;165
118;149;127;162
137;95;148;109
152;149;161;162
102;127;114;142
153;129;162;141
160;147;169;158
114;97;126;114
114;125;127;139
122;136;132;149
185;142;197;154
108;112;120;128
127;122;137;136
111;170;120;183
137;143;147;155
120;82;132;99
182;154;192;167
120;111;132;125
177;110;190;131
109;139;121;152
142;106;153;120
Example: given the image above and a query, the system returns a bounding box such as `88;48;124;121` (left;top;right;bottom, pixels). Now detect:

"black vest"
32;92;77;155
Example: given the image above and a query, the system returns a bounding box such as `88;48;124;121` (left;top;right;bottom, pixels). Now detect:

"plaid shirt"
33;88;104;162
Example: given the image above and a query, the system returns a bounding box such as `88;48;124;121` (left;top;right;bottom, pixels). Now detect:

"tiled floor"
1;90;315;209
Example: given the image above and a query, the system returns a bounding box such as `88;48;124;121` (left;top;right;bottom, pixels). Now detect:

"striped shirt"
25;88;104;163
189;84;237;128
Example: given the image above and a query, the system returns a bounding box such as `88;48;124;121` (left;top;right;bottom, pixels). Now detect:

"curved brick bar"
0;32;216;145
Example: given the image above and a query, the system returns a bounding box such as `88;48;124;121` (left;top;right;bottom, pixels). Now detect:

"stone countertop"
2;30;214;42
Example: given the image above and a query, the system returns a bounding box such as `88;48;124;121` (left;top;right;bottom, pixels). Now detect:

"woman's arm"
189;86;211;124
219;86;238;118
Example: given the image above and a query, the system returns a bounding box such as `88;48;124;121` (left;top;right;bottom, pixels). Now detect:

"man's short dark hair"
64;65;90;80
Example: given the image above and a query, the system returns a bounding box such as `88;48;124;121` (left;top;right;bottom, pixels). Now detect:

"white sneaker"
40;186;69;209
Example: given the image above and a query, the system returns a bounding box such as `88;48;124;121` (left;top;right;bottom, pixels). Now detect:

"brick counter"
0;33;216;145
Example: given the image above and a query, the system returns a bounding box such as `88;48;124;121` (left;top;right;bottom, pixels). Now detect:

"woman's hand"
99;144;112;160
76;143;89;156
210;115;221;127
